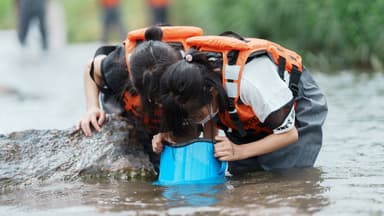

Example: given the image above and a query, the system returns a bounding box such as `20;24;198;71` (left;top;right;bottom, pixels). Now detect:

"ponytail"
144;26;163;41
159;50;230;134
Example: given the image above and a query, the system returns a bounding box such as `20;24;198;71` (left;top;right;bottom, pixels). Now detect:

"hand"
76;107;106;136
152;132;175;154
214;135;240;161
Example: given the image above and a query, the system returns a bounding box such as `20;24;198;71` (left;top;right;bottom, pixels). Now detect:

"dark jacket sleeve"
99;45;129;95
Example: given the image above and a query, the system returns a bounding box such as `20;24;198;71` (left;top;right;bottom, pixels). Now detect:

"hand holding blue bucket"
155;138;227;185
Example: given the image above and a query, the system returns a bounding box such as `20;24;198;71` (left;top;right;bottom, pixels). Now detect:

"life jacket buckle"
289;82;299;97
228;110;247;137
288;65;302;98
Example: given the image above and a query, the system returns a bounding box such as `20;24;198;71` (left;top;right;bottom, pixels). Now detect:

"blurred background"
1;0;383;71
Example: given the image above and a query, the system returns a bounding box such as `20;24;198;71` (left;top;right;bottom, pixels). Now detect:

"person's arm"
76;55;107;136
152;123;212;154
214;56;298;161
152;132;175;153
214;99;298;161
214;127;298;161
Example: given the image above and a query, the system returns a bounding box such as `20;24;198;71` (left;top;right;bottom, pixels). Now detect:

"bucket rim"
166;138;214;148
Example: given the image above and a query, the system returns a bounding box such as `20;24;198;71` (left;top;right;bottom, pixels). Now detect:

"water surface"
0;31;383;215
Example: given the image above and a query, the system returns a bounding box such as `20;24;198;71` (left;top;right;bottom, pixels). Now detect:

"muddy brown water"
0;31;383;215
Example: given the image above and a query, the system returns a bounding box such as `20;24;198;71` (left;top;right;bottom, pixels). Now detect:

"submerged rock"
0;115;156;188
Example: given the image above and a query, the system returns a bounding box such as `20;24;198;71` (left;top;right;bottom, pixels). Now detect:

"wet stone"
0;115;156;188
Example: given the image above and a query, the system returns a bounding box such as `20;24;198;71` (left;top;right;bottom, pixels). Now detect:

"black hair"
159;50;228;136
144;26;163;41
122;26;166;97
130;41;179;116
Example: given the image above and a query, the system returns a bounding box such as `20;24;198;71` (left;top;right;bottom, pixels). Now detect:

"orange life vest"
122;26;203;129
123;91;162;131
101;0;120;7
124;25;203;60
147;0;170;7
186;35;303;135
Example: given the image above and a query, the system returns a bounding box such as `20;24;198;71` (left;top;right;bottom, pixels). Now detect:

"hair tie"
184;54;193;62
149;46;157;63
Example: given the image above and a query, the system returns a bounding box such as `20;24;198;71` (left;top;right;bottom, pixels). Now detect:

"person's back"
77;26;203;173
156;34;328;175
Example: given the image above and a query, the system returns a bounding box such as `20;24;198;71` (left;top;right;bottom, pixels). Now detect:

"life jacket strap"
278;56;286;81
227;98;247;137
222;62;247;137
229;109;247;137
277;55;301;98
288;65;301;98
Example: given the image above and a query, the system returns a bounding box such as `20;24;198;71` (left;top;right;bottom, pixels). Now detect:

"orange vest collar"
186;35;249;52
127;26;203;43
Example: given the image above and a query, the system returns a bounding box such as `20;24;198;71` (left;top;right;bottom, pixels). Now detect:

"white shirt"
239;56;295;134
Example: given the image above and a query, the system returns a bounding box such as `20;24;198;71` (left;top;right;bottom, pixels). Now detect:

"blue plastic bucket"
155;139;227;185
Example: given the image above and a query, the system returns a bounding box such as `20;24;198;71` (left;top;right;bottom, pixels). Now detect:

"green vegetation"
62;0;101;42
0;0;15;28
62;0;148;43
0;0;147;43
171;0;384;71
1;0;383;71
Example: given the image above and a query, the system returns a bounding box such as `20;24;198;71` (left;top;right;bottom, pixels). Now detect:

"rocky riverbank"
0;115;156;189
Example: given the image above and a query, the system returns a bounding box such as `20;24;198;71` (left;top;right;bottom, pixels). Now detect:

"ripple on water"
1;39;384;216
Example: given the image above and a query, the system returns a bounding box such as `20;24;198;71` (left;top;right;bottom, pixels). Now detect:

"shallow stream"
0;31;383;215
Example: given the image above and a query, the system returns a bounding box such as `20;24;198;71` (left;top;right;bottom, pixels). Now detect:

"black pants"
226;131;266;175
150;6;168;25
101;7;126;43
17;0;48;50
